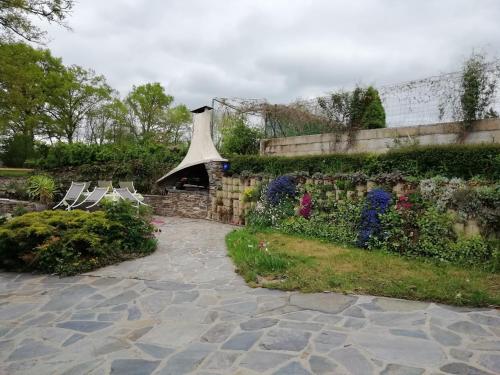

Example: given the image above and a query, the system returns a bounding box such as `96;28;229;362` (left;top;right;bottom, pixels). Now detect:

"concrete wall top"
260;118;500;156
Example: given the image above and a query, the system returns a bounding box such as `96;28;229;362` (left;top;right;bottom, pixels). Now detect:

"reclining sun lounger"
119;181;136;193
53;182;87;210
114;188;148;206
69;187;109;210
98;180;113;193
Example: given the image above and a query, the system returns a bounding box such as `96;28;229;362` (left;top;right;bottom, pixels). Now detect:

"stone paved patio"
0;217;499;375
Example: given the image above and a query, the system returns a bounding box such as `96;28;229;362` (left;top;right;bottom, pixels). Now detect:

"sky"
42;0;500;109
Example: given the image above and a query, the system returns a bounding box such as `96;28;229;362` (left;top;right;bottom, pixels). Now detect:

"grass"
226;228;500;307
0;168;33;177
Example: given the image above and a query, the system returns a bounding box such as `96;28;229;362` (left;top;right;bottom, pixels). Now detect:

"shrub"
371;205;419;256
220;118;261;155
0;201;156;275
280;199;363;246
266;176;296;206
26;175;56;204
318;85;386;130
419;176;465;211
229;144;500;180
32;141;187;194
447;236;495;268
247;199;295;229
473;185;500;236
376;144;500;180
413;206;455;259
0;134;36;167
242;185;261;203
357;188;392;248
361;86;386;129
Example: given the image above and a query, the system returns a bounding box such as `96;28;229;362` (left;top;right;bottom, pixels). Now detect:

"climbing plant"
458;52;498;138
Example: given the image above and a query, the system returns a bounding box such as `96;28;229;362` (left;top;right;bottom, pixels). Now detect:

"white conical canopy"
157;106;227;183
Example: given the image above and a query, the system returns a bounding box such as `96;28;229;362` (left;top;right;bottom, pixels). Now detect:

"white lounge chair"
119;181;136;193
98;180;113;193
114;188;148;207
53;182;87;210
69;187;109;210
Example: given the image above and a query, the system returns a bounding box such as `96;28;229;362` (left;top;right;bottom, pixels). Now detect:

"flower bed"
244;174;499;272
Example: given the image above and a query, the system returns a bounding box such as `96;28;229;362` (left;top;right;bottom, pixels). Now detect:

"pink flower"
299;192;312;219
396;195;412;211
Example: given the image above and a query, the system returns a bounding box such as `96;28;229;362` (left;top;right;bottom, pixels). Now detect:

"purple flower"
357;188;392;248
266;176;296;206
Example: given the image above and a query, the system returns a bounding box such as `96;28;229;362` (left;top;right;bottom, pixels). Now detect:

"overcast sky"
43;0;500;108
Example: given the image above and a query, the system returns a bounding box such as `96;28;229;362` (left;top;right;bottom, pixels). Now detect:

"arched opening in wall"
162;163;209;191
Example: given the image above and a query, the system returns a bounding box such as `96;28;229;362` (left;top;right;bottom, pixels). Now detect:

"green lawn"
0;168;32;177
226;228;500;307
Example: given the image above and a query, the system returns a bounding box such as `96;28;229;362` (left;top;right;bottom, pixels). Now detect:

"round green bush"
0;201;156;275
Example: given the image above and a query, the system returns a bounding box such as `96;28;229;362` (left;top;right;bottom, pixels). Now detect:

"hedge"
31;142;187;169
228;144;500;179
31;142;187;194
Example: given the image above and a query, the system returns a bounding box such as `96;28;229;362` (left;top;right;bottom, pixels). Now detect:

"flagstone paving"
0;217;499;374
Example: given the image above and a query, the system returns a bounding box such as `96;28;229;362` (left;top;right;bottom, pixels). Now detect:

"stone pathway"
0;217;499;375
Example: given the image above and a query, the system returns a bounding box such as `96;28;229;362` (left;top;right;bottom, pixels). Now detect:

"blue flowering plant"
245;176;297;229
266;176;297;206
357;188;392;248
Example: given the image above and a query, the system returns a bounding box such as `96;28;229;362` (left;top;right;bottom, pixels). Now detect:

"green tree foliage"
125;83;192;143
361;87;386;129
459;52;497;130
84;98;131;145
318;85;386;130
160;103;191;144
46;65;113;143
126;82;174;138
0;42;62;140
0;0;73;43
0;43;192;151
0;133;35;166
220;115;261;155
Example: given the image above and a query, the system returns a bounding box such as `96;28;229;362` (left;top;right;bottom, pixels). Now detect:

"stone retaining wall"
260;119;500;156
207;176;268;225
0;199;38;215
207;175;484;237
144;191;210;219
0;176;27;199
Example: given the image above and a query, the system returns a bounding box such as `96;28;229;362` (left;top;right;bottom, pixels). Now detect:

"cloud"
42;0;500;108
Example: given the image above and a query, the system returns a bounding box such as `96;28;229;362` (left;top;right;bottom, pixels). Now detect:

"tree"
0;0;73;43
0;42;62;143
84;98;131;145
0;133;34;166
160;104;191;144
318;85;386;130
318;91;352;126
125;83;174;139
45;65;112;143
459;53;497;130
220;116;261;155
361;86;386;129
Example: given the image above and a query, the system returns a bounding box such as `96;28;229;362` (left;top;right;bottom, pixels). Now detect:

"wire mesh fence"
212;60;500;140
